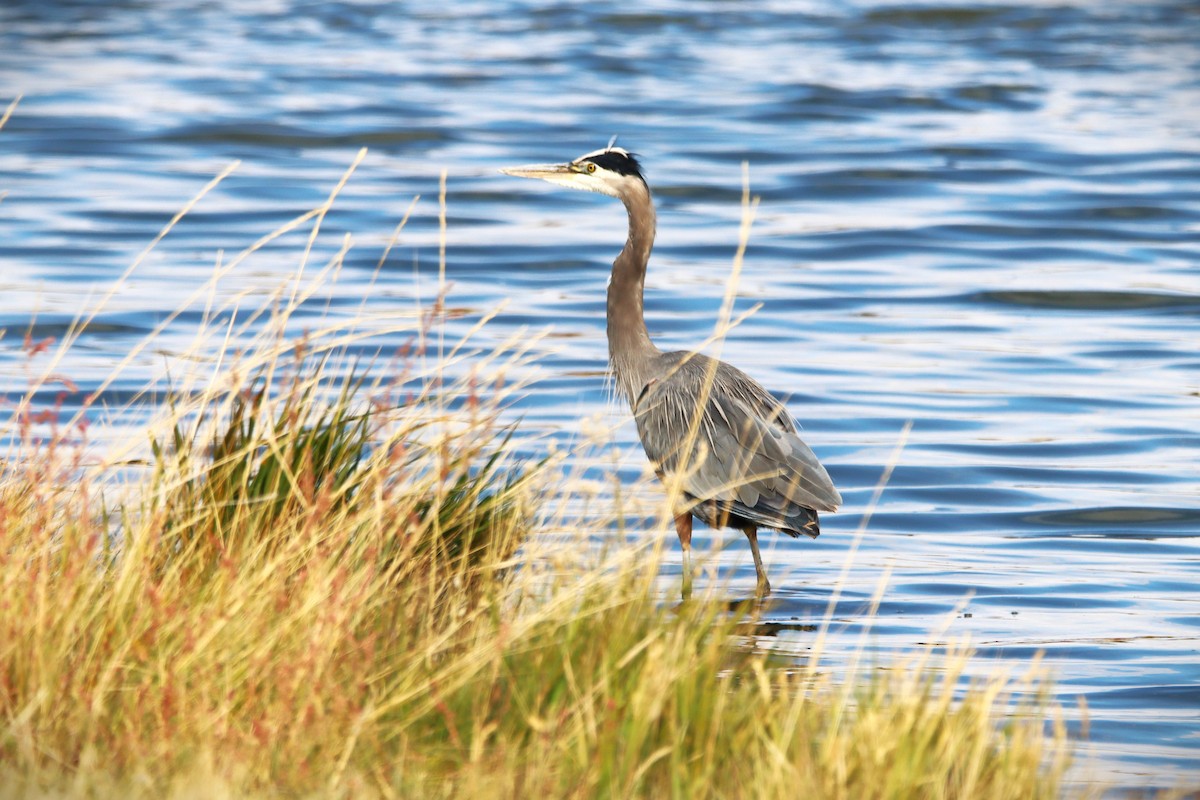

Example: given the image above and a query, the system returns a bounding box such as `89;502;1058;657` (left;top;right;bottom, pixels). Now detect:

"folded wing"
632;352;841;531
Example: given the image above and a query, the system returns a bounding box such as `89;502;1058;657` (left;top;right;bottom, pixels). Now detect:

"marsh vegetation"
0;147;1100;799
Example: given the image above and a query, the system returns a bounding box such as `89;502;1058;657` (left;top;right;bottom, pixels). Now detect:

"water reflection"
2;0;1198;789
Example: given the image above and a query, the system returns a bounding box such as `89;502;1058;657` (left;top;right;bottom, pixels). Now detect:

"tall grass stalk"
0;152;1094;799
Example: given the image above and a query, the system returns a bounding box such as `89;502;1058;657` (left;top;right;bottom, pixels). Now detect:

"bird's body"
633;350;837;534
503;145;841;595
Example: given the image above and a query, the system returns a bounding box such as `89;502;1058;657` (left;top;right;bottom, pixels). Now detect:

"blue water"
2;1;1198;793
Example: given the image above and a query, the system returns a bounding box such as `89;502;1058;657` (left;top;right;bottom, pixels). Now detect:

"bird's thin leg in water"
501;147;843;596
674;513;693;600
744;526;771;595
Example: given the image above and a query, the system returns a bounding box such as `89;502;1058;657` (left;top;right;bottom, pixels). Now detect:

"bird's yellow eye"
586;162;597;173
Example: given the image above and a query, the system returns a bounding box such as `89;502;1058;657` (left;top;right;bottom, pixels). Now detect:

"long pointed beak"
499;162;574;180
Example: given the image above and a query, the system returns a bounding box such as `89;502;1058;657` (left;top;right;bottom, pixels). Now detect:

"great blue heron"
502;144;841;596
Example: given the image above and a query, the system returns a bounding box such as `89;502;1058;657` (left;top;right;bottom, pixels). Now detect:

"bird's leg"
674;512;693;600
744;526;771;595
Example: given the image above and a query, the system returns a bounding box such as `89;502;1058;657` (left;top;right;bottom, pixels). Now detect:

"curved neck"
607;180;659;404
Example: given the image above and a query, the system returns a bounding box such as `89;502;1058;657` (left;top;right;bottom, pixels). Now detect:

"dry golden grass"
0;143;1123;799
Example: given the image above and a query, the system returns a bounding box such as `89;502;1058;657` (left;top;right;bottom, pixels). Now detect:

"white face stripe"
573;145;632;164
503;145;639;199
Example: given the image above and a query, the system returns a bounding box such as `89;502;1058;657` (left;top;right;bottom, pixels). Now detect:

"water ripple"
2;0;1198;789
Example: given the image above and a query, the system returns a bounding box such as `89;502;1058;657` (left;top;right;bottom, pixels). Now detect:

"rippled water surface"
3;0;1198;792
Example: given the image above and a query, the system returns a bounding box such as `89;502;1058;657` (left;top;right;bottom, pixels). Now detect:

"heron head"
501;144;646;199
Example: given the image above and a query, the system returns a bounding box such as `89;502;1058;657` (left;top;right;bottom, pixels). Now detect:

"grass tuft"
0;153;1111;799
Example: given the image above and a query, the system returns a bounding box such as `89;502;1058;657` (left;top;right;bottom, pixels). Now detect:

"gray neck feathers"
607;179;661;406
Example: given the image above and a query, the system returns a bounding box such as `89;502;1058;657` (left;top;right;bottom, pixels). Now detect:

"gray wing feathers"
633;353;841;518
